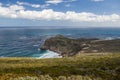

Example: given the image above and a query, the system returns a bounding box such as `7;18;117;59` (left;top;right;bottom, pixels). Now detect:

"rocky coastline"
41;35;120;57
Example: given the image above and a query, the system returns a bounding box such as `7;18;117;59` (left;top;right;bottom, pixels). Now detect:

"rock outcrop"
41;35;120;57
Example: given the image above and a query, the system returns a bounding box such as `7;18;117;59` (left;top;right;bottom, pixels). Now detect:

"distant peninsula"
41;35;120;57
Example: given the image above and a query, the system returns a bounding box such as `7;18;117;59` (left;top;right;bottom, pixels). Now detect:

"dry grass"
0;53;120;80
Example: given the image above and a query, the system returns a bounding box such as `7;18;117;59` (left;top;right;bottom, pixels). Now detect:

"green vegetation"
0;53;120;80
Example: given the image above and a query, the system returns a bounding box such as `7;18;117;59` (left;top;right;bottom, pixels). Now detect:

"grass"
0;53;120;80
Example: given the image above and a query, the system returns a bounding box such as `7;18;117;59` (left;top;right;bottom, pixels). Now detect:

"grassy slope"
0;53;120;80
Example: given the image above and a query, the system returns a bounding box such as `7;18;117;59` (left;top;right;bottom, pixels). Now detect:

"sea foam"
38;50;62;58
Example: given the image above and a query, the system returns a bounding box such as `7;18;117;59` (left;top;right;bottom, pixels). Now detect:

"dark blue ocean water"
0;28;120;57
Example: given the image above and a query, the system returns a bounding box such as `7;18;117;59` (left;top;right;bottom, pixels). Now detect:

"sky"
0;0;120;28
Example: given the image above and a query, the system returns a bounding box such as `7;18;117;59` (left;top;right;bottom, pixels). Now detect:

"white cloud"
65;0;77;2
9;5;25;10
0;4;120;22
0;2;2;6
65;4;71;7
0;4;24;18
17;1;49;8
91;0;104;2
46;0;63;4
46;0;76;4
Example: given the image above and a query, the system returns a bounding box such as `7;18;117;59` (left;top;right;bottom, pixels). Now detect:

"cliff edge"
41;35;120;57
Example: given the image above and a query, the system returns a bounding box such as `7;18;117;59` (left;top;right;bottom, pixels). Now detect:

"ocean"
0;28;120;58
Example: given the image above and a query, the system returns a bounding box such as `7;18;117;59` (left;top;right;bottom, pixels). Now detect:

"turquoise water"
0;28;120;58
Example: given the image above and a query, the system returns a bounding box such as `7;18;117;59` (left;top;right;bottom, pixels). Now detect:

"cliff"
41;35;120;57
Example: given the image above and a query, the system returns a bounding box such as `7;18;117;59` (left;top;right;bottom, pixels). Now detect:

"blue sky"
0;0;120;28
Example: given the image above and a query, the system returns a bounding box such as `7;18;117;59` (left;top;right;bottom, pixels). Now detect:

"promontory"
41;35;120;57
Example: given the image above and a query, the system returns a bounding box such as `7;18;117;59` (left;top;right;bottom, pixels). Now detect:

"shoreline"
38;50;62;59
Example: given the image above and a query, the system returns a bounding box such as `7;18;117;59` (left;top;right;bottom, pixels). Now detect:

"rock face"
41;35;120;57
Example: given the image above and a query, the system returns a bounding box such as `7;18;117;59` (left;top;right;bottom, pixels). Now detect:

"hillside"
0;53;120;80
41;35;120;57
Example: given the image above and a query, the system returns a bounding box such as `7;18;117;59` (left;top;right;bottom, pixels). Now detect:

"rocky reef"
41;35;120;57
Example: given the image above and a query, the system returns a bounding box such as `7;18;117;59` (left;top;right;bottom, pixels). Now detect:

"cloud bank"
0;3;120;22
